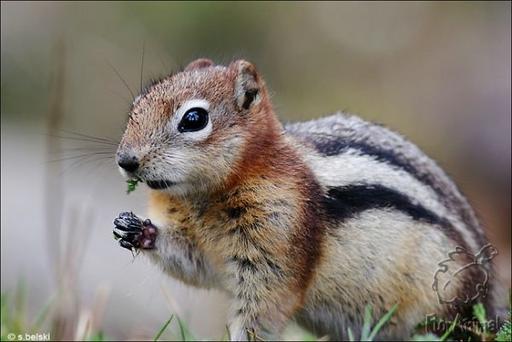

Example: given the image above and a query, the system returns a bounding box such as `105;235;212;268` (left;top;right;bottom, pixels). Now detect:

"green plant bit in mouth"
126;178;140;194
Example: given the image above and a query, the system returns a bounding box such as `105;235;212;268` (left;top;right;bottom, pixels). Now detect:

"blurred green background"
1;1;510;340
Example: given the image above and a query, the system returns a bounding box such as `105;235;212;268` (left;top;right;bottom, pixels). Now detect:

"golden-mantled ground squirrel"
113;59;500;340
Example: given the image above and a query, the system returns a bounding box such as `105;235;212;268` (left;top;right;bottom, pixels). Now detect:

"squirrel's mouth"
146;180;176;189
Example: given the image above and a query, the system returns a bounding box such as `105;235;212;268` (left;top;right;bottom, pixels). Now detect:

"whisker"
59;155;114;176
47;134;119;146
56;151;115;159
106;60;135;100
82;156;115;177
108;87;132;106
58;146;116;153
47;152;114;163
140;40;145;93
157;50;169;74
57;129;120;144
48;150;115;159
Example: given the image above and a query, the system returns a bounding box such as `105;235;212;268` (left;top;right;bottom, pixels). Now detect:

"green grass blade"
1;293;10;339
439;315;458;341
361;305;373;340
495;310;511;342
32;293;56;330
178;317;185;340
177;318;196;341
347;326;355;341
368;304;398;341
1;293;9;323
472;303;487;335
14;280;26;332
225;325;231;341
153;315;173;341
88;331;105;341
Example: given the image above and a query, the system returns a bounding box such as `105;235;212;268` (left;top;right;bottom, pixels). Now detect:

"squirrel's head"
117;58;280;197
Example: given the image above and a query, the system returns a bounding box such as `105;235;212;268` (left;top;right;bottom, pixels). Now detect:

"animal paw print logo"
432;244;497;306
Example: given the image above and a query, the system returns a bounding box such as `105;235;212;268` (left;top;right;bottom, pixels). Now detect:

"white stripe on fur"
306;149;479;251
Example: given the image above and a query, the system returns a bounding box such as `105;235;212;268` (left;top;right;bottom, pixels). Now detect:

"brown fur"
116;59;497;340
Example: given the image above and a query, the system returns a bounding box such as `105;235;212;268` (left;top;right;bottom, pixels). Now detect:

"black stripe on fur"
311;138;428;188
322;184;446;224
312;136;486;245
321;184;471;249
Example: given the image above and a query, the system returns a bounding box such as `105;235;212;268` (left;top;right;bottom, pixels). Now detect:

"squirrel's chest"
148;188;301;261
148;191;232;234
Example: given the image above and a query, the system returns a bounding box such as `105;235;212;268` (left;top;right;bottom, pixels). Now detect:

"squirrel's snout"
117;152;140;173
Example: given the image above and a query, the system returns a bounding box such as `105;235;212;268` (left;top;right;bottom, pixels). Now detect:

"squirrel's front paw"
113;212;157;251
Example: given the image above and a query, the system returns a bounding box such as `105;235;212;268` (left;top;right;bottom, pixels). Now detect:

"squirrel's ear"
230;60;261;111
184;58;214;72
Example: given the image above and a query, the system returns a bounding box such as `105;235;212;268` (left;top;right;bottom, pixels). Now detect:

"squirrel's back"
285;113;497;339
286;113;485;252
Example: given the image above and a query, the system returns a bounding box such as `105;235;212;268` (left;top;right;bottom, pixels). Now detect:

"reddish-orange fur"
116;59;501;340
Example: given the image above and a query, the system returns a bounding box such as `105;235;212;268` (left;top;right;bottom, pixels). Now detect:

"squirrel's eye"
178;107;209;133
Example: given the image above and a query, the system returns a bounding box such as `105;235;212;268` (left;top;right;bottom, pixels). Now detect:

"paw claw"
114;212;143;231
113;212;157;252
113;230;122;240
119;239;135;251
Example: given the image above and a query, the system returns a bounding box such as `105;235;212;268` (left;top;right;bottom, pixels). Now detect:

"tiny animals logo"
432;243;497;306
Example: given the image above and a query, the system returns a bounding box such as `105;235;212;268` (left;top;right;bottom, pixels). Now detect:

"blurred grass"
0;281;53;341
153;315;173;341
2;284;511;341
495;312;511;342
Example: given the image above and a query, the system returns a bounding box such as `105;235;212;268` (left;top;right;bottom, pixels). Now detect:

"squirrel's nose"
117;153;139;173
